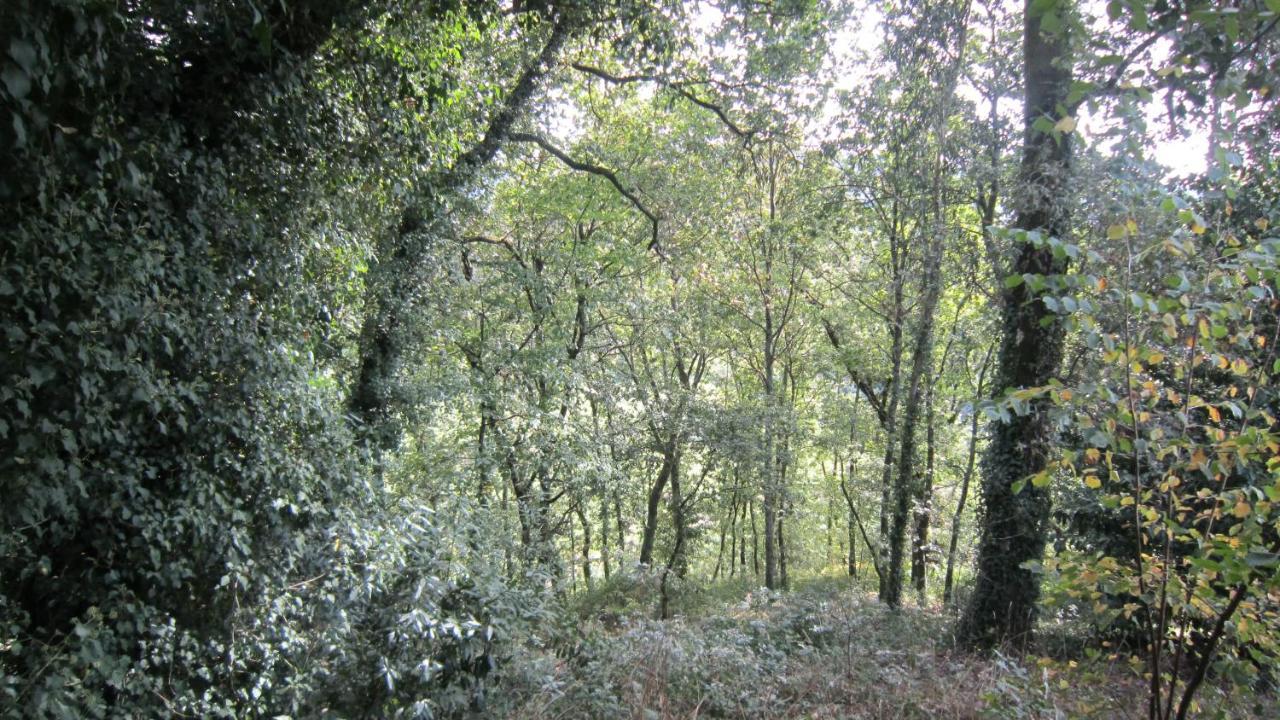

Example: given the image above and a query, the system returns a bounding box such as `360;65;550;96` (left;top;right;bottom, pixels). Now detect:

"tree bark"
347;15;573;453
960;0;1073;650
601;493;611;581
912;384;936;597
750;498;760;577
576;503;593;591
638;451;673;567
885;239;943;608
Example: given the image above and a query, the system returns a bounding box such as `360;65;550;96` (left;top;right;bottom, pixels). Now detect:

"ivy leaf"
2;66;30;99
1245;550;1278;568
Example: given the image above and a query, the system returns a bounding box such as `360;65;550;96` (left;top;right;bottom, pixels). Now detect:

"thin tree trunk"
849;513;859;578
886;241;943;608
668;449;687;579
750;498;760;577
944;345;992;606
717;487;739;581
827;492;835;569
601;493;611;582
777;511;789;590
729;479;740;578
576;504;593;591
912;384;936;597
615;496;626;556
568;509;577;594
638;452;673;567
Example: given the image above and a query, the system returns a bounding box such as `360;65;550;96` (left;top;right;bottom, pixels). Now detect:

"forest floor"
488;574;1276;720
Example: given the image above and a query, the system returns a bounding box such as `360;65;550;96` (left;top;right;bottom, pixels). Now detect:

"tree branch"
569;62;755;141
508;132;661;252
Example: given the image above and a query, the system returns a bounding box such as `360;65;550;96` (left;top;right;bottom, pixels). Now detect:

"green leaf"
2;66;30;99
1004;274;1025;289
8;39;36;73
1245;550;1278;569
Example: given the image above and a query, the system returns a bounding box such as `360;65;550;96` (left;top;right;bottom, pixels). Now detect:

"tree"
960;0;1075;649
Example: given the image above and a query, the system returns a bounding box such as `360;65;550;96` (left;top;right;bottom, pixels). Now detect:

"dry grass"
487;580;1274;720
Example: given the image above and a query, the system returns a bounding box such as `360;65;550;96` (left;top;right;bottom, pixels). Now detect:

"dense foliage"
2;0;1278;717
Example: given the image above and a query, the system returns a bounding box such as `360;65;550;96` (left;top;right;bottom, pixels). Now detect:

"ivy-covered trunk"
960;0;1073;649
885;237;942;608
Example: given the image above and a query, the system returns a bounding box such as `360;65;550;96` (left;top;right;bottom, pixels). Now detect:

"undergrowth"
482;574;1275;719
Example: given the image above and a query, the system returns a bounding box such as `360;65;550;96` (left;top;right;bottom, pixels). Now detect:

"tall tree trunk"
762;312;779;590
877;232;905;602
960;0;1073;649
347;17;572;453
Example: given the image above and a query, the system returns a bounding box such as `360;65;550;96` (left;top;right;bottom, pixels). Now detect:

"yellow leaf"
1257;218;1270;231
1231;358;1249;375
1207;405;1221;423
1234;500;1251;519
1126;219;1139;234
1085;448;1100;464
1191;449;1208;469
1191;221;1207;235
1147;352;1164;365
1107;223;1127;240
1055;116;1077;133
1085;476;1102;489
